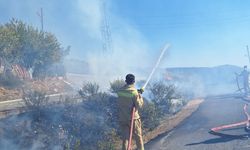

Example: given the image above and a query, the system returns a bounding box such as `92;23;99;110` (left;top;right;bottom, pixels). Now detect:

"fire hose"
210;103;250;132
127;43;170;150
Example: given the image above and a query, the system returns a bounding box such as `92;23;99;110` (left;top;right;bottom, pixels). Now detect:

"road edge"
144;99;204;144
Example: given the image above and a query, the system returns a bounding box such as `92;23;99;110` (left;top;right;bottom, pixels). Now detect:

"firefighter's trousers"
119;118;144;150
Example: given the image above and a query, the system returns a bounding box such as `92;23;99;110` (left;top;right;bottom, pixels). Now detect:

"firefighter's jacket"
117;84;144;123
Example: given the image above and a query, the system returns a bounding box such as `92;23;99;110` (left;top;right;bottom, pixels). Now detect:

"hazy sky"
1;0;250;67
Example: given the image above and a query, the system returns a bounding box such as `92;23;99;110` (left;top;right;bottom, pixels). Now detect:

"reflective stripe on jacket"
117;84;143;122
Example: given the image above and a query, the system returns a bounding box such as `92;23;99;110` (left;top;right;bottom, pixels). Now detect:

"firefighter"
240;65;250;96
117;74;144;150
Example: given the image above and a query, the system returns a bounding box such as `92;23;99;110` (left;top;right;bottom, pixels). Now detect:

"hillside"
165;65;242;97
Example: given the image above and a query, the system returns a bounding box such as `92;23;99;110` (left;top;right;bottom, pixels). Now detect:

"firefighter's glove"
137;88;144;94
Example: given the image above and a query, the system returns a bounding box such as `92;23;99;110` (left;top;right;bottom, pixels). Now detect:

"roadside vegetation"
0;19;186;149
0;19;69;88
0;19;71;101
0;80;185;149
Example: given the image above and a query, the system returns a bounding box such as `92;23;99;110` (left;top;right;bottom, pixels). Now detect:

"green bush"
149;81;179;115
97;129;119;150
109;79;125;93
78;82;100;99
22;90;49;122
0;69;22;88
140;98;161;131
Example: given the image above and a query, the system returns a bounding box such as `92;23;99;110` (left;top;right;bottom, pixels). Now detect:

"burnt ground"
145;94;250;150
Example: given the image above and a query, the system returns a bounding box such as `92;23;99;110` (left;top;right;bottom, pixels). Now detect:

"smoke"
75;0;153;89
166;65;241;98
0;0;164;90
76;0;103;39
176;74;206;98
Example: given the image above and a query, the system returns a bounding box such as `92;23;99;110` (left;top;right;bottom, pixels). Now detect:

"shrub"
82;92;118;129
109;79;125;93
1;81;185;149
149;81;179;115
97;129;119;150
140;98;161;131
22;90;49;122
0;69;22;88
78;82;100;99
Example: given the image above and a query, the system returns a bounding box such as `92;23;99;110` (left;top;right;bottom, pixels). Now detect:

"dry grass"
0;77;72;101
0;87;21;101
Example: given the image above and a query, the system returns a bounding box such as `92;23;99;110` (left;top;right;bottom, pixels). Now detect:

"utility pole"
37;8;44;31
100;1;113;54
247;45;250;65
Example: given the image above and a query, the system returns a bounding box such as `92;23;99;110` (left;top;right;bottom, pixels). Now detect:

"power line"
124;12;250;30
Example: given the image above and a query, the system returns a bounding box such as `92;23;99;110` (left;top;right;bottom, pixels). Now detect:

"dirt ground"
0;77;73;101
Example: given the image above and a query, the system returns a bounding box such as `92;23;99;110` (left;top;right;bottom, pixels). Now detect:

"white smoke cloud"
0;0;165;89
74;0;153;88
76;0;103;39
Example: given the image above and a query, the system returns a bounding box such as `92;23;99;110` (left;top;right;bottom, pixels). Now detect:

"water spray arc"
127;43;170;150
143;44;170;89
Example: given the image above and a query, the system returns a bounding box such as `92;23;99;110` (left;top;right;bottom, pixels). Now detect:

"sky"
1;0;250;68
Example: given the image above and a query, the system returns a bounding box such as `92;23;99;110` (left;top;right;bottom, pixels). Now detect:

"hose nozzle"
137;87;144;94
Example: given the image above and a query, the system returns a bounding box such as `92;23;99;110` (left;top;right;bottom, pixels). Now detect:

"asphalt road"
145;94;250;150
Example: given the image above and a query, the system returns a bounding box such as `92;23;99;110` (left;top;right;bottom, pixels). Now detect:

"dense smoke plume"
77;0;153;88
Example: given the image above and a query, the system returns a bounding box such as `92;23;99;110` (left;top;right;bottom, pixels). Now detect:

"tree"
0;18;70;78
